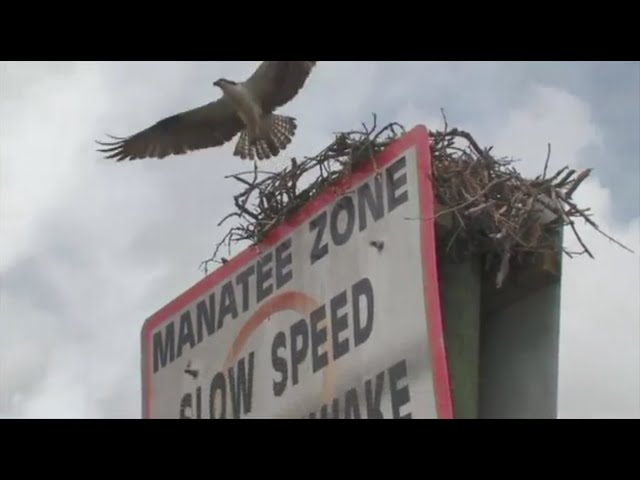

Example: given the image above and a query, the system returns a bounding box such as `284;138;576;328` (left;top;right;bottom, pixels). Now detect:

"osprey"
97;61;316;162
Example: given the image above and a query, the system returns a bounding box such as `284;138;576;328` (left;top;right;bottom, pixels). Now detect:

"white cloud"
557;178;640;418
0;61;637;418
488;84;605;177
0;61;110;270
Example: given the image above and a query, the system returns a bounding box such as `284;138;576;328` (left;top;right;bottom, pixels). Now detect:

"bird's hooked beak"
213;79;221;88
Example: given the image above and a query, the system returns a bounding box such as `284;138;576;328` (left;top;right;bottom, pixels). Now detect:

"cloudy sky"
0;61;638;418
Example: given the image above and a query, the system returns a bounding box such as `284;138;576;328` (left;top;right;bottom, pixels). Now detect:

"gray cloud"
1;61;638;418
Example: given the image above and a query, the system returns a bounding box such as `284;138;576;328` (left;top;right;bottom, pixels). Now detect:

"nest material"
202;114;633;287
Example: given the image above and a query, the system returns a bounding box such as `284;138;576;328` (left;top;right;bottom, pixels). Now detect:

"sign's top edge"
140;124;430;337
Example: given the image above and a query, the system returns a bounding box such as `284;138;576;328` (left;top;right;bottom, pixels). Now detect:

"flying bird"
96;61;316;162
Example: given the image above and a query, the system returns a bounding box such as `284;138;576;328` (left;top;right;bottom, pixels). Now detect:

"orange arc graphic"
223;291;336;406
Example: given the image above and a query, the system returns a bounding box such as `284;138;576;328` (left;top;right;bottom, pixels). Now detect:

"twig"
543;143;551;180
565;168;591;199
405;177;509;222
200;229;238;274
202;112;632;289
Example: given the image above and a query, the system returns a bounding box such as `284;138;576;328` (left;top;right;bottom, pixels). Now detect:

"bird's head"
213;78;237;90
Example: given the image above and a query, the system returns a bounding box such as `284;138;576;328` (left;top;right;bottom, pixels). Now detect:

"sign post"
140;125;453;419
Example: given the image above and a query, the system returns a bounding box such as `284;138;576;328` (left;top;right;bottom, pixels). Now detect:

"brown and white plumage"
96;61;316;162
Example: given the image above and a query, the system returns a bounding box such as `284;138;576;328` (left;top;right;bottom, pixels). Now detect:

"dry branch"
200;113;633;286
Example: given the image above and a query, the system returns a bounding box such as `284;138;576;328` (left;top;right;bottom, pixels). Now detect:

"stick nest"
202;113;633;288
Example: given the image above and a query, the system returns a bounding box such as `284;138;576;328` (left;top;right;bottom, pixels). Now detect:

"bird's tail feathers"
233;114;297;161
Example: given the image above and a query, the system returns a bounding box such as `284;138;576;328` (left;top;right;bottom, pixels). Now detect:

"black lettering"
389;359;412;418
310;305;328;373
357;175;384;232
177;311;196;357
209;372;227;419
271;331;288;397
330;290;350;360
179;392;192;419
275;238;293;288
235;265;255;313
256;252;273;303
386;156;409;212
364;372;385;419
309;212;329;264
228;352;255;418
290;318;309;387
352;277;374;348
153;323;175;373
330;196;355;246
319;398;340;419
218;280;238;329
196;293;216;343
344;388;361;419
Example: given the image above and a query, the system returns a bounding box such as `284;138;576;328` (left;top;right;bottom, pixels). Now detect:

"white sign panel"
141;125;453;419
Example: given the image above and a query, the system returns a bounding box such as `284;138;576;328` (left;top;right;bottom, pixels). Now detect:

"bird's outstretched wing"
243;61;316;113
96;97;244;161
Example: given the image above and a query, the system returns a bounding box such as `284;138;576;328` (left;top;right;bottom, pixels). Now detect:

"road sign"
141;125;453;419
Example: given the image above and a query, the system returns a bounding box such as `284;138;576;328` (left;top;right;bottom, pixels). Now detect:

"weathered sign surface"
141;125;453;419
